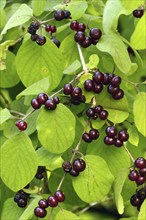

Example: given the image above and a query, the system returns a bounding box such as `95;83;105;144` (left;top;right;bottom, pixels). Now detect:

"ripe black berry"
38;199;48;209
27;27;36;35
69;168;79;177
104;136;115;145
73;159;86;172
45;24;51;32
118;129;129;142
135;157;146;169
37;93;48;105
112;89;124;100
63;84;73;95
84;79;93;91
136;176;146;185
114;138;123;147
34;207;47;218
17;198;27;208
80;37;92;48
103;73;111;85
128;170;139;181
99;110;108;120
94;105;103;113
74;31;85;43
36;36;46;46
89;28;102;40
110;76;121;87
89;129;99;140
92;113;98;120
86;108;95;117
107;85;120;95
70;21;79;31
62;161;72;173
91;39;98;45
106;126;117;138
64;10;71;19
137;188;146;201
45;99;56;110
82;132;92;143
53;96;60;104
130;194;142;207
93;83;103;93
54;191;65;202
54;9;65;21
15;120;27;131
77;23;86;32
31;98;41;109
14;193;21;203
51;37;61;48
139;168;146;177
93;71;104;84
133;9;144;18
71;87;82;98
47;196;58;207
31;34;39;41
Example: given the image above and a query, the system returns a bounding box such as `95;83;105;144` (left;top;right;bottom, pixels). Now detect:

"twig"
123;144;135;163
48;208;53;220
10;110;25;117
21;109;35;121
56;173;66;191
77;43;88;72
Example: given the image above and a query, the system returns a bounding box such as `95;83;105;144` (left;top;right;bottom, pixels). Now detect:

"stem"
123;144;135;163
56;173;66;191
10;110;25;117
77;43;88;72
21;109;35;121
40;18;55;25
78;202;98;215
43;170;50;194
48;208;53;220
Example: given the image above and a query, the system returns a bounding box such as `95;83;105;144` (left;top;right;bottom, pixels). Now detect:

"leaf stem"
10;110;25;117
40;18;55;25
21;109;35;121
77;43;88;72
123;144;135;163
48;208;53;220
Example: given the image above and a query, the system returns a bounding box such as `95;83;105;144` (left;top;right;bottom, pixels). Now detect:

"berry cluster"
86;105;108;120
133;9;144;18
15;120;27;131
128;157;146;185
63;84;86;105
28;21;46;46
84;71;124;100
130;187;146;211
70;21;102;48
31;93;60;111
35;166;46;179
14;189;30;208
45;24;61;48
104;127;129;147
34;191;65;218
62;158;86;177
54;9;71;21
82;128;99;143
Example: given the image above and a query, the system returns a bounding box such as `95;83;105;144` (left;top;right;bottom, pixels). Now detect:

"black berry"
133;9;144;18
99;110;108;120
16;120;27;131
89;28;102;40
36;36;46;46
82;132;92;143
128;170;139;181
47;196;58;207
62;161;72;173
118;129;129;142
104;136;115;145
73;159;86;172
38;199;48;209
89;129;99;140
106;126;117;138
54;190;65;202
74;31;85;43
80;37;92;48
17;198;27;208
51;38;61;48
54;9;65;21
71;87;82;98
135;157;146;169
34;207;47;218
77;23;86;32
37;93;48;105
63;84;73;95
86;108;95;117
45;99;56;110
93;71;104;84
70;21;79;31
112;89;124;100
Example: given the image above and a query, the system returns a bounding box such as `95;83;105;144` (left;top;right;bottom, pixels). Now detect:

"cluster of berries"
70;20;102;48
84;71;124;100
104;126;129;147
14;188;30;208
34;190;65;218
54;9;71;21
45;24;60;48
133;9;144;18
86;105;108;120
62;158;86;177
31;93;60;111
82;128;99;143
28;21;46;46
128;157;146;185
63;84;86;105
130;187;146;211
35;166;46;180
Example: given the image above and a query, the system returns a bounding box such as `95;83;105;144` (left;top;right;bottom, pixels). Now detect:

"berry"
99;110;108;120
64;10;71;19
103;73;111;85
30;21;40;30
108;73;115;81
51;38;61;48
31;34;38;41
133;9;144;18
53;96;60;104
93;71;104;84
84;79;93;91
86;108;95;117
135;157;146;169
80;37;92;48
118;129;129;142
139;168;146;177
45;99;56;110
73;159;86;172
36;36;46;46
35;173;44;179
89;28;102;40
94;105;103;113
112;89;124;100
82;132;92;143
17;198;27;208
47;196;58;207
128;170;139;181
14;193;21;203
69;168;79;177
93;83;103;93
31;98;41;109
71;87;82;98
107;85;120;95
130;194;142;207
38;199;48;209
54;191;65;202
34;207;47;218
137;188;146;201
70;21;79;31
70;98;81;105
63;84;73;95
16;120;27;131
37;166;46;173
54;9;65;21
51;25;56;33
92;113;98;120
104;136;115;145
74;31;85;43
77;23;86;32
106;126;117;138
45;24;51;32
91;39;98;45
114;138;123;147
89;129;99;140
110;76;121;87
62;161;72;173
27;27;36;35
37;93;48;105
80;95;86;103
136;176;146;185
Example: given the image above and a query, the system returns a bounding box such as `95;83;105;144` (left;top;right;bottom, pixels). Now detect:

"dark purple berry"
107;84;120;95
74;31;85;43
62;161;72;173
63;84;73;95
133;9;144;18
73;159;86;172
45;24;51;32
114;138;123;147
82;133;92;143
139;168;146;177
92;113;98;120
37;166;45;173
130;194;142;207
37;93;48;105
71;87;82;98
112;89;124;100
53;96;60;104
99;110;108;120
31;98;41;109
106;126;117;138
17;198;27;208
70;98;81;105
27;27;36;35
93;83;103;93
16;120;27;131
110;76;121;87
38;199;48;209
136;176;146;185
135;158;146;169
70;21;79;31
128;170;139;181
89;129;99;140
93;71;104;84
14;193;21;203
34;207;47;218
36;36;46;46
89;28;102;40
80;95;86;103
77;23;86;32
91;39;98;45
137;188;146;201
54;191;65;202
80;37;92;48
94;105;103;113
64;10;71;19
54;9;65;21
30;21;40;30
45;99;56;110
31;34;39;41
104;136;115;145
51;38;60;48
50;25;56;33
118;129;129;142
47;196;58;207
86;108;95;117
103;73;111;85
69;168;79;177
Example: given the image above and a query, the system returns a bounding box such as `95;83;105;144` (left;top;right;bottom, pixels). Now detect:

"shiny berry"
84;79;93;91
81;37;92;48
53;96;60;104
86;108;95;117
107;85;120;95
54;9;65;21
64;10;71;19
45;99;56;110
118;129;129;142
89;129;99;140
114;138;123;147
31;98;41;109
51;38;60;48
77;23;86;32
110;76;121;87
37;93;48;105
89;28;102;40
69;168;79;177
34;207;47;218
99;110;108;120
14;193;21;203
82;133;92;143
130;194;142;207
62;161;72;173
17;198;27;208
112;89;124;100
103;73;111;85
16;120;27;131
54;191;65;202
71;87;82;98
92;113;98;120
135;157;146;169
45;24;51;32
139;168;146;177
93;83;103;93
136;176;146;185
47;196;58;207
128;170;139;181
104;136;115;145
94;105;103;113
73;159;86;172
133;9;144;18
50;25;56;33
106;126;117;138
93;71;104;84
70;21;79;31
36;36;46;46
74;31;85;43
63;84;73;95
38;199;48;209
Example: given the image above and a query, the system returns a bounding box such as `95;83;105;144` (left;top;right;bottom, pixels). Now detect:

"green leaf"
31;0;46;16
37;104;76;154
114;169;128;214
63;60;81;75
55;209;79;220
130;14;146;50
66;1;88;20
0;51;20;88
128;126;139;146
95;88;129;124
97;33;132;73
0;108;11;124
16;38;64;87
121;0;144;12
86;54;99;69
1;133;38;191
138;200;146;220
0;0;6;9
73;155;114;203
1;4;33;37
133;92;146;137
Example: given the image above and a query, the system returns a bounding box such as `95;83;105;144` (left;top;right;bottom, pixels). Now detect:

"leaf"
1;4;33;37
37;104;76;154
63;60;81;75
16;38;64;88
1;133;38;191
97;33;132;73
130;14;146;50
95;87;129;124
86;54;99;69
0;0;6;9
138;200;146;220
133;92;146;137
55;209;79;220
31;0;46;16
66;1;88;20
121;0;144;12
114;169;128;214
0;51;20;88
0;108;12;124
128;126;139;146
72;155;114;203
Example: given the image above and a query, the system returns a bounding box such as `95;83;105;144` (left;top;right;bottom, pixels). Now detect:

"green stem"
77;43;88;72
